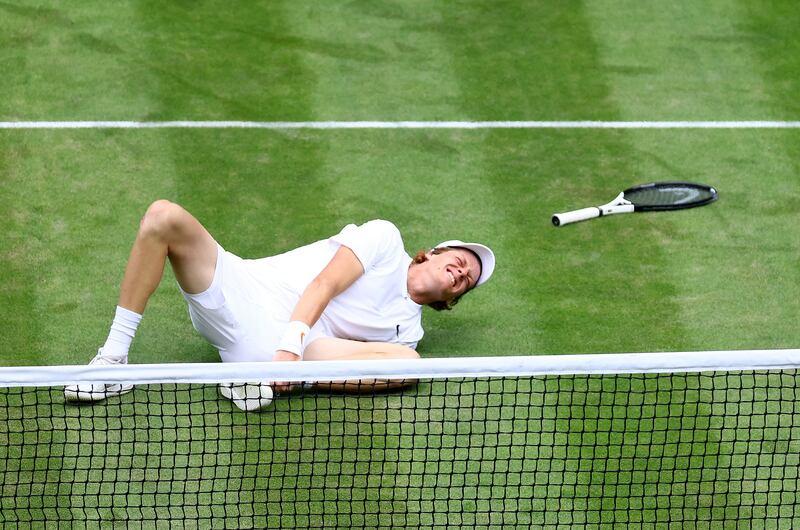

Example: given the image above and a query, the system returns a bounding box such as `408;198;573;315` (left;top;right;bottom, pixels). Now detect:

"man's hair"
412;247;469;311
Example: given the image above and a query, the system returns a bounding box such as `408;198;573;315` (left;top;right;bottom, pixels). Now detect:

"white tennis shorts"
180;244;288;363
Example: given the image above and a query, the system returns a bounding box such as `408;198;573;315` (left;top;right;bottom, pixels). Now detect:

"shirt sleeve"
329;220;402;273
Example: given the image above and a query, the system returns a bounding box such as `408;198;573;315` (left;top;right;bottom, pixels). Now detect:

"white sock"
102;306;142;359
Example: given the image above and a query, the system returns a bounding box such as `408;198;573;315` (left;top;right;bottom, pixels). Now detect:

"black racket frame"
624;181;718;212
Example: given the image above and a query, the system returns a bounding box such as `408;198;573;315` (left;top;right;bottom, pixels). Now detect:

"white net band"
2;348;799;387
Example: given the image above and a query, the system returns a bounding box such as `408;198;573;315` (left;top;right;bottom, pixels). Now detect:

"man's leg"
302;338;420;393
103;199;219;358
119;199;219;313
66;200;218;401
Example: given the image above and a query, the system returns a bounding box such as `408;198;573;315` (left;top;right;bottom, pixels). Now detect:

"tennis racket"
552;181;718;227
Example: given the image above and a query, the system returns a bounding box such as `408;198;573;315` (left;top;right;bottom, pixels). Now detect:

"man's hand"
273;349;301;393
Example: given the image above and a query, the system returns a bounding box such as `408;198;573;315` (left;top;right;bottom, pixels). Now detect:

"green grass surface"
1;0;800;527
2;1;799;366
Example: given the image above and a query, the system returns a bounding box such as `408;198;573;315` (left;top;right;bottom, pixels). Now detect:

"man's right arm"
274;245;365;362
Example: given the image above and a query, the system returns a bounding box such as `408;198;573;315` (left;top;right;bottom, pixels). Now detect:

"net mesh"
2;361;800;528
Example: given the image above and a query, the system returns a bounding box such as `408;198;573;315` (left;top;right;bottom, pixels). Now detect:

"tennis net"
2;350;800;529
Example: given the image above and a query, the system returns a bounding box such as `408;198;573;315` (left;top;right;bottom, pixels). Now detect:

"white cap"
435;240;496;287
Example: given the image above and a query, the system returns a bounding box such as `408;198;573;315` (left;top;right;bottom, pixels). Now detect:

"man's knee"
139;200;184;240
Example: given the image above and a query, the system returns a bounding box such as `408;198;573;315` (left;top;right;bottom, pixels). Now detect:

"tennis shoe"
63;349;134;402
219;382;274;411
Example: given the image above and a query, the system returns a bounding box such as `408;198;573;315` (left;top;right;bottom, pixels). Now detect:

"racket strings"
625;183;716;209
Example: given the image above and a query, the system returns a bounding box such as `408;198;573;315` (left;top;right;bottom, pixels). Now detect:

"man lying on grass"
65;200;495;410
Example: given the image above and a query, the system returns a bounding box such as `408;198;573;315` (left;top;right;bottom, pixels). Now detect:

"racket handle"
552;207;601;227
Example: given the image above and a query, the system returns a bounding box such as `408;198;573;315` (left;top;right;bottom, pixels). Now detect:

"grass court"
1;1;800;528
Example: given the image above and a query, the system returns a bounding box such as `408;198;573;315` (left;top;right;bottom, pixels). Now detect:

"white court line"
1;120;800;129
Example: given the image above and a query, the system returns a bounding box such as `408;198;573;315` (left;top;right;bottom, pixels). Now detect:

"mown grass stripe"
585;0;800;351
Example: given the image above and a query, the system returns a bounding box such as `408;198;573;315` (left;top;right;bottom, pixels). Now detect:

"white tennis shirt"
243;220;424;349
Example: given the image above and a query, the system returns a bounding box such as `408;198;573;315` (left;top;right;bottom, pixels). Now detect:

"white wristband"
277;321;311;359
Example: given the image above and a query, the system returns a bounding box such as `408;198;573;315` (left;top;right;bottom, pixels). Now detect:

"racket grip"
552;207;601;227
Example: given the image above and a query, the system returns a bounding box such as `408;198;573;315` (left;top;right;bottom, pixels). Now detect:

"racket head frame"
623;181;718;212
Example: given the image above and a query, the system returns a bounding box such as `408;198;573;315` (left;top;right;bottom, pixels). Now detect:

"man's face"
422;247;482;302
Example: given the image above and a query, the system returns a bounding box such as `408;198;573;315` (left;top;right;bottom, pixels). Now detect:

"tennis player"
65;200;495;407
